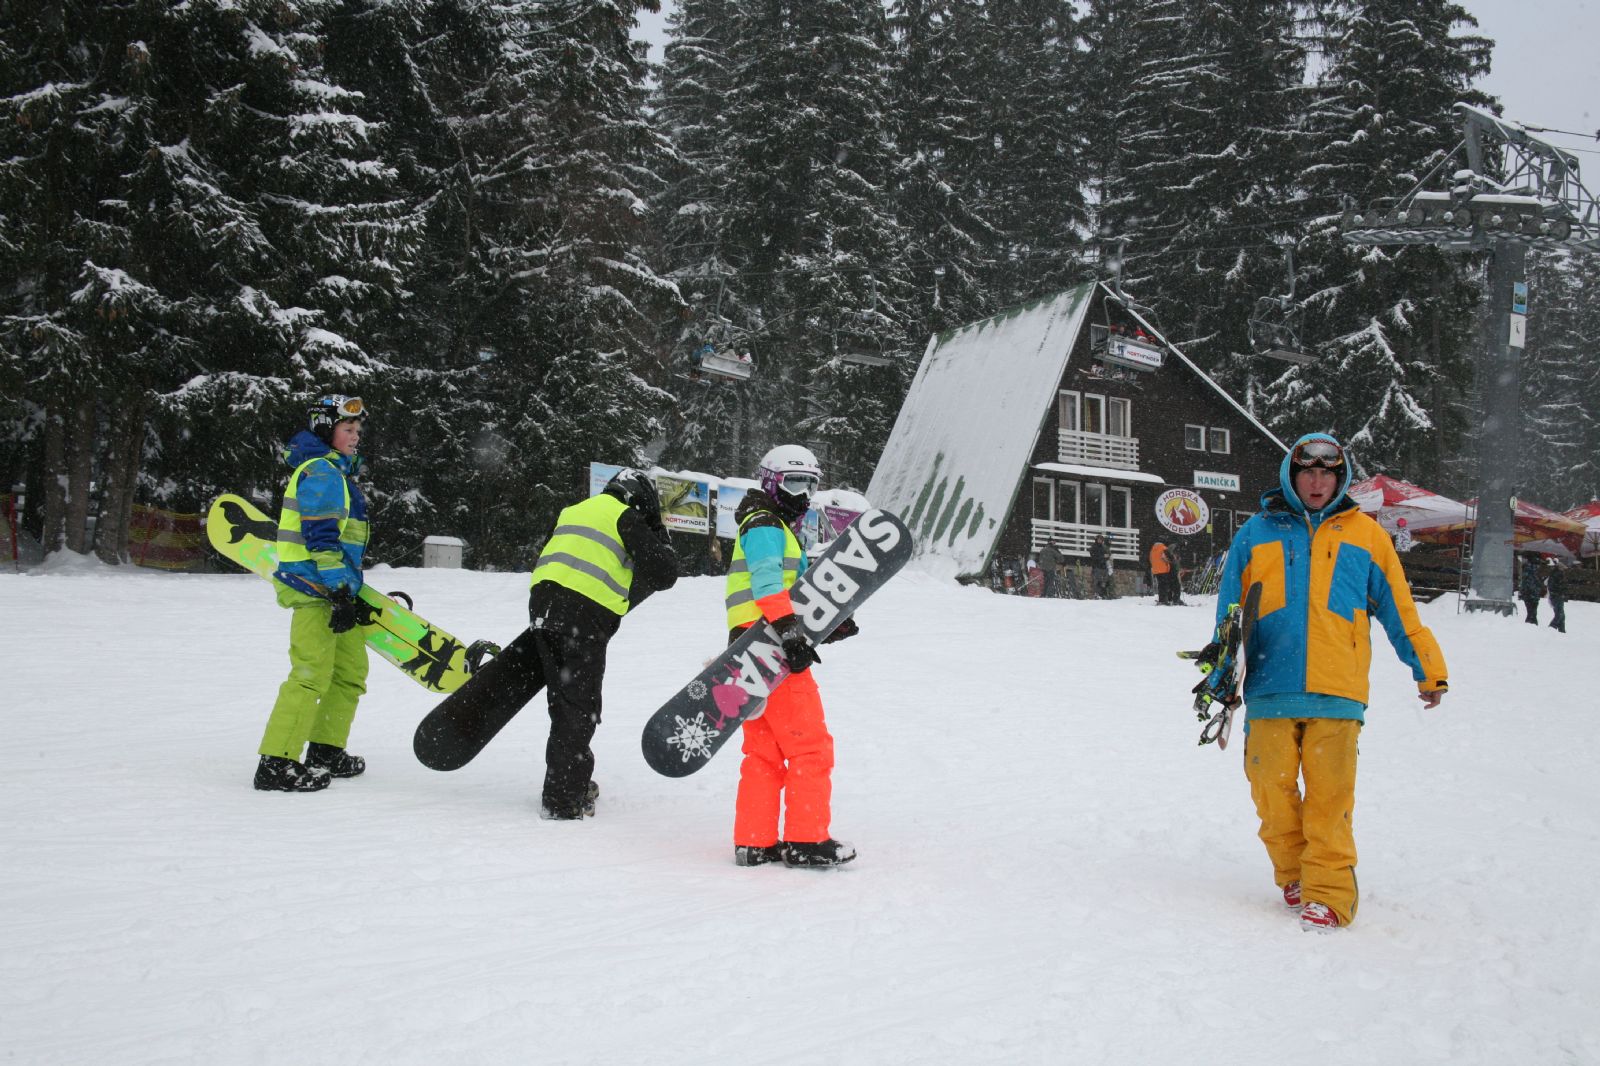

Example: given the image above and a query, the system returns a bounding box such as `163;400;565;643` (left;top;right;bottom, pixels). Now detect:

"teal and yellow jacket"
1216;434;1448;720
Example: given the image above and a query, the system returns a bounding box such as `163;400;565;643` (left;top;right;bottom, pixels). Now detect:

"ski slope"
4;558;1596;1065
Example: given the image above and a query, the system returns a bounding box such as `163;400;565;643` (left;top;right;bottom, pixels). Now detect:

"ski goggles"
1290;439;1344;470
325;395;365;420
779;472;820;496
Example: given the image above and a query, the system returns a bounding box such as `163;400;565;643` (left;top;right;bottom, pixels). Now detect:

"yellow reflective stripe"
532;552;631;601
546;524;633;570
529;495;632;616
343;518;370;546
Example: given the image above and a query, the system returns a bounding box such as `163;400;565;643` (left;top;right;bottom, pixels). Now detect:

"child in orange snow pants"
734;667;834;846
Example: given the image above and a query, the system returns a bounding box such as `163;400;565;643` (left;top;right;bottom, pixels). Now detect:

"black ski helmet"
605;467;662;523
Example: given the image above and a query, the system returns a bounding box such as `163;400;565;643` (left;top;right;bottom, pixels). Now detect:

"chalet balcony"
1057;429;1140;470
1030;520;1140;562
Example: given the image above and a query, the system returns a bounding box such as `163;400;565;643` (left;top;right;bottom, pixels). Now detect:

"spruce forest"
2;0;1595;570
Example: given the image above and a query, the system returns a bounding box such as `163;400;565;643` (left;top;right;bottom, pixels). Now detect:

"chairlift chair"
1247;247;1316;365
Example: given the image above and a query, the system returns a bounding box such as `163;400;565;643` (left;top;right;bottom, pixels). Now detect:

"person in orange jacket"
1150;540;1183;604
1210;432;1449;931
725;445;856;869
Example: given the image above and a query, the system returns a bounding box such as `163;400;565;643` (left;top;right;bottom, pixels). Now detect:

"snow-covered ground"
4;558;1597;1065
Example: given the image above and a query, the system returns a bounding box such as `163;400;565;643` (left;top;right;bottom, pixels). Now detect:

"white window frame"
1032;477;1055;521
1058;390;1081;432
1208;427;1232;454
1184;424;1206;451
1083;482;1108;527
1056;480;1082;524
1082;393;1106;435
1108;397;1132;439
1108;485;1131;528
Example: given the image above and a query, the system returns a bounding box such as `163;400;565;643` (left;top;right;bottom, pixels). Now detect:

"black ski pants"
531;622;609;815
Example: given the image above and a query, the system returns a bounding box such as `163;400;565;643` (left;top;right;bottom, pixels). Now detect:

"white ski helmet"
758;444;822;515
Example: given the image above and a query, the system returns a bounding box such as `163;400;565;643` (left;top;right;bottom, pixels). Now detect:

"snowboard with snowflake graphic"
640;509;913;777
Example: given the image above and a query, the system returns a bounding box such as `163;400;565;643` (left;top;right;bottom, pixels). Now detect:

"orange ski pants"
1244;717;1361;925
734;667;834;846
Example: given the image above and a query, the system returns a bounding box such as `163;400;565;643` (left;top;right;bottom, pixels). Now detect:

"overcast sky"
633;1;1600;158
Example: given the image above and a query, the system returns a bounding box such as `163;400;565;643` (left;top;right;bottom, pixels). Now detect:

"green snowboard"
206;494;482;694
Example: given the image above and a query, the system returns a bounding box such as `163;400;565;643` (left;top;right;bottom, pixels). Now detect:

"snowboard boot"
781;838;857;868
1282;881;1302;908
733;844;784;867
304;742;366;779
254;755;331;793
1299;901;1340;932
540;781;599;821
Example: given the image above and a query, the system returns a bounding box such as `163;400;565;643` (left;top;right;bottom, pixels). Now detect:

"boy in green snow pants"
254;396;373;792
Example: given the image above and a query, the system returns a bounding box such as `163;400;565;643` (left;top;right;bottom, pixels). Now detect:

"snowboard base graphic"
641;510;912;777
206;494;484;694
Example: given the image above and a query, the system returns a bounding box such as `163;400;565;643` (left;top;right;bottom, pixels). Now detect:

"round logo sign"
1155;488;1209;535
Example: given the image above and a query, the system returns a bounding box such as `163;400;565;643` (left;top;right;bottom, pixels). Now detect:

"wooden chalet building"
867;282;1288;589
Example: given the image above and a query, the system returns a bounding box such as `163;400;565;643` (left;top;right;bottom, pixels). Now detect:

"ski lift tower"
1340;104;1600;614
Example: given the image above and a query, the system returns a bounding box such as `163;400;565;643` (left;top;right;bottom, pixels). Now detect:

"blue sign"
1512;281;1528;316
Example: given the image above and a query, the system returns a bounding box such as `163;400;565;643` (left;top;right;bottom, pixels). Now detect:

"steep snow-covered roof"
866;285;1096;581
867;282;1287;582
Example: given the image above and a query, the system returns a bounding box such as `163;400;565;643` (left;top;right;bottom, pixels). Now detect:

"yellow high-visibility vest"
276;457;367;565
530;493;634;616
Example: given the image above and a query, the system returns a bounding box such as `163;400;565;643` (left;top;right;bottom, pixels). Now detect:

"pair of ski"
1177;581;1262;750
209;492;912;776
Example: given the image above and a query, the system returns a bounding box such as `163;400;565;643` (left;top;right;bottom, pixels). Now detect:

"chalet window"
1108;397;1131;438
1058;391;1081;432
1084;483;1107;527
1184;424;1206;451
1032;477;1054;521
1082;394;1105;434
1109;485;1131;528
1208;427;1231;454
1057;481;1081;524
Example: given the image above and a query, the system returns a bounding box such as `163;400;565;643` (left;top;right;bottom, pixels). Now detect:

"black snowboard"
413;627;546;771
641;509;913;778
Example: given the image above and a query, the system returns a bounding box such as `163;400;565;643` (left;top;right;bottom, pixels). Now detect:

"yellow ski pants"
258;584;369;760
1244;717;1361;925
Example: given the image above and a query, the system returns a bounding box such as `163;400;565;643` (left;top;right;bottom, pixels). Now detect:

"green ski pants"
258;584;369;760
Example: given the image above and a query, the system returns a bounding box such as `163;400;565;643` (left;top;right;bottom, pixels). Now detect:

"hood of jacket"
282;429;353;475
1263;432;1354;519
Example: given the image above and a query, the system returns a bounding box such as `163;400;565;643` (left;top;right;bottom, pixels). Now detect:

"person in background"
527;469;679;819
1206;432;1448;932
1038;540;1064;599
255;395;372;793
1546;557;1568;634
1090;534;1114;599
1517;555;1545;625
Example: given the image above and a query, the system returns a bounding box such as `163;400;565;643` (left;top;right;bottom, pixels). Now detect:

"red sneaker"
1282;881;1302;908
1300;901;1339;931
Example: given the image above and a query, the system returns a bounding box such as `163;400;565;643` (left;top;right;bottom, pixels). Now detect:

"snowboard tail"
641;509;913;778
413;627;546;770
206;494;483;694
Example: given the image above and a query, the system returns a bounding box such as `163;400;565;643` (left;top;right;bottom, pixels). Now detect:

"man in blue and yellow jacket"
255;396;372;792
1215;432;1448;930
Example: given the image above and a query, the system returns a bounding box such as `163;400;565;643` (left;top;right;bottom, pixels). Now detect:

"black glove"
1195;640;1222;673
822;616;859;645
772;614;820;674
329;591;361;634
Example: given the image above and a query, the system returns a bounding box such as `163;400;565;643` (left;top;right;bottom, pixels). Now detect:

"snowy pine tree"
1259;0;1491;482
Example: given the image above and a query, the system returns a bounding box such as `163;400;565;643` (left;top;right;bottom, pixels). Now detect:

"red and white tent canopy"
1347;474;1470;534
1442;498;1590;559
1563;501;1600;558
